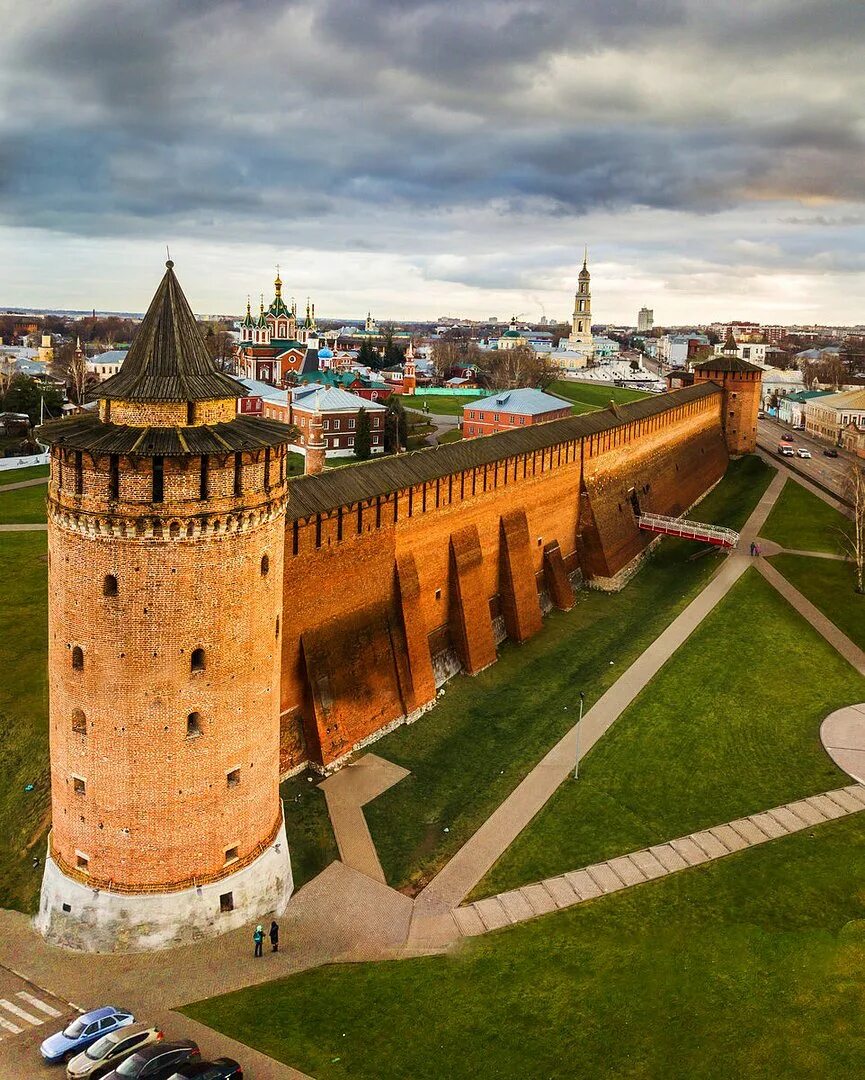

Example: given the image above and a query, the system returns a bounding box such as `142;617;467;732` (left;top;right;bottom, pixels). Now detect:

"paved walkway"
319;755;410;882
0;524;47;532
420;471;788;910
452;784;865;935
821;704;865;783
755;558;865;677
0;477;48;492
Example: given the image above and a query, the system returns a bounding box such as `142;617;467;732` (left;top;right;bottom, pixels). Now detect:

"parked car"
166;1058;243;1080
796;447;812;458
778;444;795;456
67;1026;163;1079
781;433;794;442
102;1041;199;1080
824;448;840;458
41;1008;135;1064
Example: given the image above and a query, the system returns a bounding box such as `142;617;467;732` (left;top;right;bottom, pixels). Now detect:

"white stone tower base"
35;816;293;953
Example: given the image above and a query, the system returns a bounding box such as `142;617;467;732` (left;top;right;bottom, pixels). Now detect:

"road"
0;964;79;1079
757;416;851;499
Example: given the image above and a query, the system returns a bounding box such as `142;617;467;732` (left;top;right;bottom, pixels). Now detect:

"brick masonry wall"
99;398;237;427
279;387;729;770
47;445;288;891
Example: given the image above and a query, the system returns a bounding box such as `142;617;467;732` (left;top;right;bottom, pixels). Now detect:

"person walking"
269;919;279;953
253;924;264;958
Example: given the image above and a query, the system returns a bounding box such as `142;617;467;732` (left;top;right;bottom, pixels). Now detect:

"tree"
384;396;408;453
358;339;382;371
480;344;559;391
354;407;372;460
1;374;64;426
383;331;404;368
431;338;483;378
839;461;865;594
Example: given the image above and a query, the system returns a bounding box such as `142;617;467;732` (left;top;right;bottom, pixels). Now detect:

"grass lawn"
771;553;865;650
474;568;856;898
0;464;49;485
0;532;50;911
760;479;848;554
396;393;482;416
548;379;652;409
437;428;463;444
363;456;776;892
285;451;305;477
278;772;339;890
0;482;48;524
183;811;865;1080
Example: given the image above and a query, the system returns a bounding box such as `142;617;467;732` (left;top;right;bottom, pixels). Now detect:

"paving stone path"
821;704;865;784
0;476;48;492
452;784;865;936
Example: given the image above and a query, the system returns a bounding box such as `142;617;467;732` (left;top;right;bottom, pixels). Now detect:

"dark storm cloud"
1;0;865;283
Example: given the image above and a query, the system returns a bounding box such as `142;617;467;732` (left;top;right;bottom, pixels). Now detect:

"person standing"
269;920;279;953
253;924;264;958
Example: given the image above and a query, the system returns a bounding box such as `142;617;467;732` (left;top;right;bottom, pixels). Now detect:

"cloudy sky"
1;0;864;325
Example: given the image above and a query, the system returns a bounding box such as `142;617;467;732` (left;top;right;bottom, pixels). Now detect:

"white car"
66;1026;162;1078
797;447;812;458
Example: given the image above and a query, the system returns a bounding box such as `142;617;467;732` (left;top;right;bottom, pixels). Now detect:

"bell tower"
568;247;594;351
36;262;296;951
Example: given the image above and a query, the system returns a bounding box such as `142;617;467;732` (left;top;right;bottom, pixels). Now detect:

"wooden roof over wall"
286;381;722;521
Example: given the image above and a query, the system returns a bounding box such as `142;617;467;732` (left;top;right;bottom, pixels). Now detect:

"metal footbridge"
636;512;739;549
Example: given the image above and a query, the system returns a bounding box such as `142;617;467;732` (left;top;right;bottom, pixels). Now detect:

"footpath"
3;457;865;1079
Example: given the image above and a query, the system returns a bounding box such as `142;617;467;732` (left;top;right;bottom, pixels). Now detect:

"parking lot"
0;965;80;1078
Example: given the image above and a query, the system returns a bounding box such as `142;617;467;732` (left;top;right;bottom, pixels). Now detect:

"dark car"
102;1041;199;1080
824;448;839;457
781;433;794;442
166;1059;242;1080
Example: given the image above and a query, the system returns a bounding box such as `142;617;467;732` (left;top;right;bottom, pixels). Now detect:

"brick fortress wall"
279;383;730;773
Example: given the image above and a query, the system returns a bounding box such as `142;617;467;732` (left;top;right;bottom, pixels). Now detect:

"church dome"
318;346;334;359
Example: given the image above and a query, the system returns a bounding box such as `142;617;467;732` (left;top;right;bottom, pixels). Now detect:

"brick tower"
36;262;296;951
692;330;763;455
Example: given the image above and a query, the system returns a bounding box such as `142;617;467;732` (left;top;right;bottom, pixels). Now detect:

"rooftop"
290;383;387;413
285;381;720;521
99;262;243;403
809;388;865;411
468;387;570;417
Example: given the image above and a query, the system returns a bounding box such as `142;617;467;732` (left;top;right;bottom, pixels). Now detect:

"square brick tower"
692;330;763;455
36;263;296;951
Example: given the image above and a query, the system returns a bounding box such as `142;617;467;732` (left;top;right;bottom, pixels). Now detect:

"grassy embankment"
363;456;776;893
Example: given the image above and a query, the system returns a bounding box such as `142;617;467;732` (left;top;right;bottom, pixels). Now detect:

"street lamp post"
574;691;585;780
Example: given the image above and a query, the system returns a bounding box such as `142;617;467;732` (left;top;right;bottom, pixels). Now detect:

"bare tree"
0;356;15;400
838;461;865;593
481;344;559;391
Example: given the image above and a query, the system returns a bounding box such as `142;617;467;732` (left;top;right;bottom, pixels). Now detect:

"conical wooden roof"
99;262;242;402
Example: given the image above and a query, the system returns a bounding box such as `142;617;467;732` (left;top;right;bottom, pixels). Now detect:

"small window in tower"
76;852;89;872
152;456;164;503
187;712;202;737
73;776;86;796
275;615;280;638
261;554;269;576
72;709;87;734
191;648;205;673
108;454;119;500
227;768;241;788
224;846;239;865
187;401;195;425
103;574;118;597
72;646;84;671
220;891;234;913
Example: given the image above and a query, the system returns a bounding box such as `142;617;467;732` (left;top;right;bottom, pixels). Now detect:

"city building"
35;262;296;951
658;333;709;366
497;316;529;351
462;388;571;439
637;307;654;333
712;339;767;365
805;387;865;445
290;383;387;458
86;349;127;382
778;390;832;429
235;272;321;384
